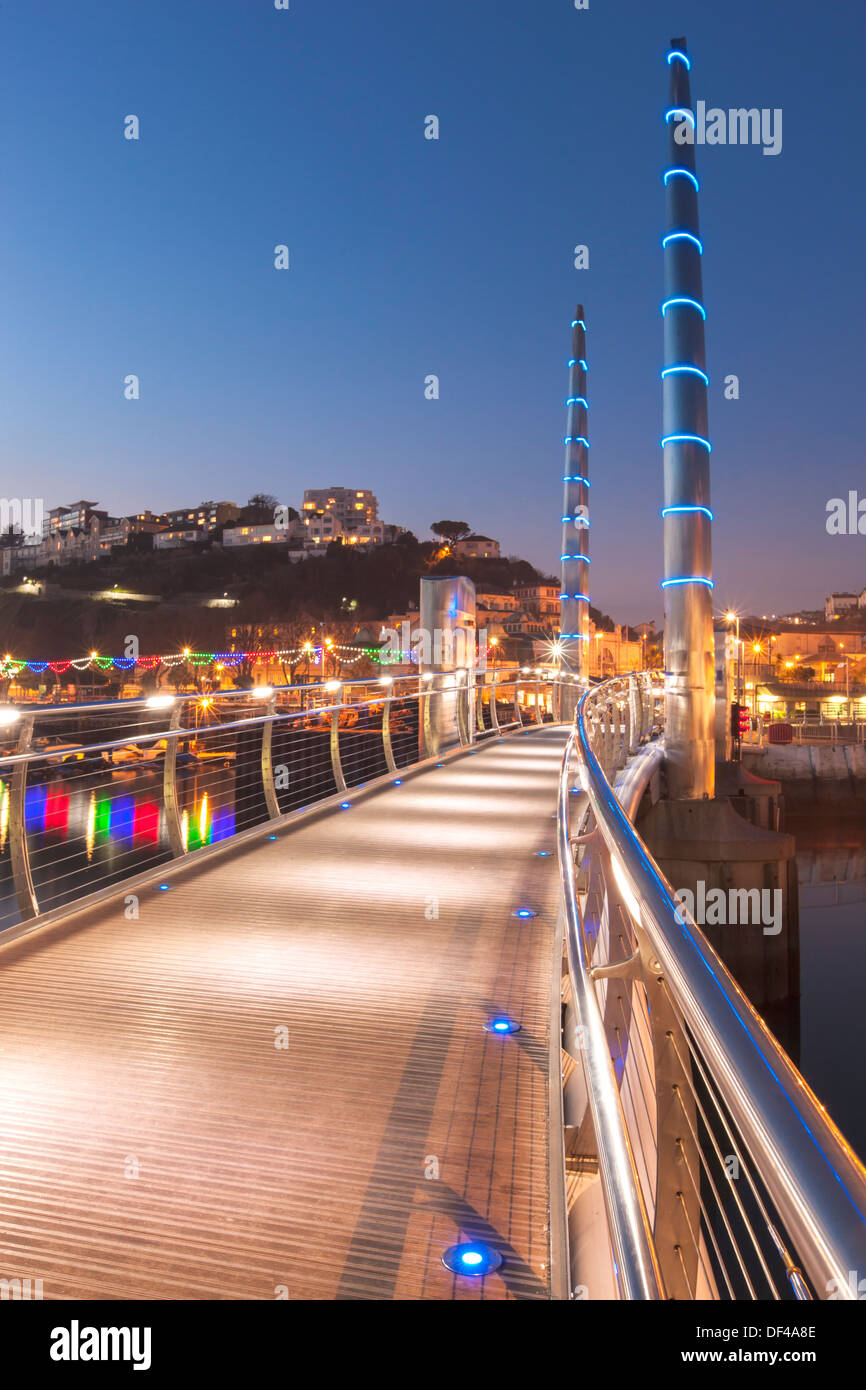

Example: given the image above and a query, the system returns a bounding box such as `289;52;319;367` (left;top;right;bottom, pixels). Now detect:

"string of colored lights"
0;643;385;678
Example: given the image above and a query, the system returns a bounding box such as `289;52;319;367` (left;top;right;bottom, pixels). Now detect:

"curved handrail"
574;674;866;1299
557;734;664;1299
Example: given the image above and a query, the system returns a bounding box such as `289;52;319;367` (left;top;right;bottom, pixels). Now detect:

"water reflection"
0;766;239;931
789;808;866;1157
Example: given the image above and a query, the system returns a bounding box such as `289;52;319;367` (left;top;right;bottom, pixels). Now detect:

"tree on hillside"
430;520;471;544
240;494;282;524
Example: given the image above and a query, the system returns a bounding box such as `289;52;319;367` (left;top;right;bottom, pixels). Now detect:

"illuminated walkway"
0;726;568;1301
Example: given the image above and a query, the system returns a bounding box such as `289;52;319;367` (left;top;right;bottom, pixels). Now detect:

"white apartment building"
302;487;378;527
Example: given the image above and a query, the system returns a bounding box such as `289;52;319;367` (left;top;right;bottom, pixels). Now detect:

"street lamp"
725;611;741;707
752;642;764;716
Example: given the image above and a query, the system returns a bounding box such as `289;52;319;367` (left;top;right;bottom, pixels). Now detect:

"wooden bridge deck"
0;727;567;1301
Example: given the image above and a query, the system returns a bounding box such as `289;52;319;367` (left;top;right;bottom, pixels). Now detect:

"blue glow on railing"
661;433;712;452
662;231;703;252
565;436;590;447
665;107;695;127
561;632;590;640
662;505;714;520
572;319;586;330
561;554;590;562
661;296;706;319
660;576;714;588
560;594;591;602
578;358;588;370
566;397;589;408
562;475;591;486
667;49;690;69
663;168;700;191
661;364;709;384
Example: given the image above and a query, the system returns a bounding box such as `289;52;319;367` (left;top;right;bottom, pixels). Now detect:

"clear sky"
0;0;863;625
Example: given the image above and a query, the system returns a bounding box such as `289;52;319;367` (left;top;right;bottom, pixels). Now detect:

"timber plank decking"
0;727;567;1301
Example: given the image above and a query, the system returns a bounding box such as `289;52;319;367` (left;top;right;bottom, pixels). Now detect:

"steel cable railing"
0;665;565;939
558;671;866;1301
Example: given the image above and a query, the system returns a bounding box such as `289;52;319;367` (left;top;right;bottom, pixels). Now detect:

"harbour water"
790;807;866;1157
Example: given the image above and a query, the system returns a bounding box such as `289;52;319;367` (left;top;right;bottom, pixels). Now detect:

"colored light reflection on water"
14;780;235;861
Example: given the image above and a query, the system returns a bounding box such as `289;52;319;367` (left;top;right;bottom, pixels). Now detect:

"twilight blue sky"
0;0;863;625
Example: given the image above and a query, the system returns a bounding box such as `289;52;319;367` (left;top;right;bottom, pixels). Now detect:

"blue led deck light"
513;907;537;919
668;48;691;68
661;364;709;384
662;231;703;252
661;576;715;589
535;850;552;857
393;778;402;785
483;1018;522;1036
442;1243;505;1277
340;801;351;809
158;884;170;892
663;168;699;191
661;296;706;319
662;505;714;520
661;433;712;452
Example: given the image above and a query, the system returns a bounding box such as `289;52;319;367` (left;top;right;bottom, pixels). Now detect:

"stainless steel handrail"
557;740;664;1300
569;672;866;1300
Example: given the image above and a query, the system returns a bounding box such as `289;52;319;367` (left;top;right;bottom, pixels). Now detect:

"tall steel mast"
661;38;715;799
560;306;590;683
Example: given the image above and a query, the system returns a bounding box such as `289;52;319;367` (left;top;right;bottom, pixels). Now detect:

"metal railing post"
261;693;281;819
489;671;500;733
330;703;347;792
420;679;433;757
163;702;186;858
9;713;39;921
382;693;398;774
457;673;470;747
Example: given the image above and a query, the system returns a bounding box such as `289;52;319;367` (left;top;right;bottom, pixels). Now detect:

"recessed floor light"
484;1017;522;1035
442;1243;504;1276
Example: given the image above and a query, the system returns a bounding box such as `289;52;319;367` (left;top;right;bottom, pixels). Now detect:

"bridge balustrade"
558;671;866;1301
0;666;565;941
